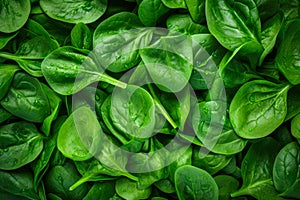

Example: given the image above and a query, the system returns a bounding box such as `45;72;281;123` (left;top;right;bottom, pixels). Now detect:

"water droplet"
123;103;129;108
0;150;3;156
13;159;18;164
3;148;8;152
95;95;100;101
3;97;8;102
200;40;207;44
56;176;63;184
17;94;21;99
249;95;255;103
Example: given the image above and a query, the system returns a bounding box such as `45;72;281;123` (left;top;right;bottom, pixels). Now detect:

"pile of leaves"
1;0;300;199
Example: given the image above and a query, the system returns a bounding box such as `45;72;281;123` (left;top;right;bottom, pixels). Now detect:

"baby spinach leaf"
116;177;152;200
231;137;282;199
111;85;156;139
40;85;61;136
0;20;59;77
0;122;43;170
140;34;193;93
285;85;300;121
40;0;107;24
214;175;239;200
45;162;89;200
259;12;284;65
0;169;39;200
0;0;31;33
276;19;300;85
0;64;19;100
0;31;18;49
70;159;117;191
192;148;232;175
206;0;263;57
175;165;218;200
93;12;153;72
1;72;51;123
161;0;187;9
41;46;127;95
273;142;300;198
0;105;11;124
71;23;92;50
57;106;102;161
101;96;130;144
185;0;205;23
229;80;291;139
167;14;208;35
193;101;247;154
291;114;300;141
138;0;170;26
83;182;115;200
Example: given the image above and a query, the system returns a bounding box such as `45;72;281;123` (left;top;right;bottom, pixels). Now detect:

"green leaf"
138;0;170;26
71;23;92;50
0;122;43;170
40;0;107;24
93;12;153;72
41;46;127;95
206;0;263;56
110;85;156;139
1;73;51;123
175;165;219;200
57;106;102;161
231;137;282;200
276;19;300;85
273;142;300;198
0;0;31;33
229;80;291;139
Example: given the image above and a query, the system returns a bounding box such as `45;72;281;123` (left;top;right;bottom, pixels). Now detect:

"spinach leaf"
0;169;39;199
161;0;187;9
0;31;18;49
193;101;247;154
0;122;43;170
115;177;152;200
259;12;284;65
71;23;92;50
175;165;218;200
57;106;102;161
41;46;127;95
138;0;170;26
276;19;300;85
291;114;300;141
206;0;263;57
0;20;59;77
1;72;51;123
32;116;66;192
214;175;239;200
111;85;156;139
45;162;89;200
83;182;115;200
192;148;232;175
185;0;205;23
40;0;107;24
273;142;300;198
0;64;19;100
93;12;153;72
285;85;300;121
166;14;208;35
140;34;193;93
0;0;31;33
229;80;291;139
231;137;282;199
